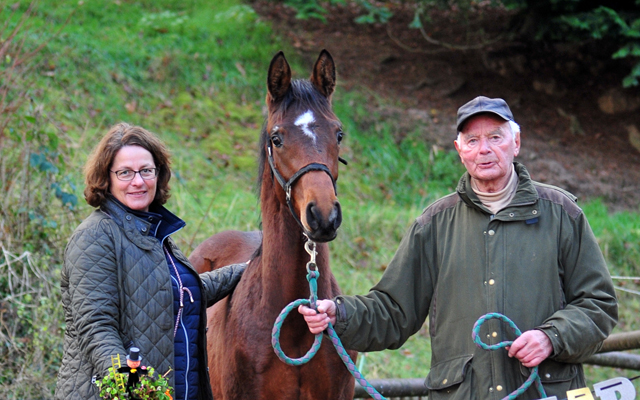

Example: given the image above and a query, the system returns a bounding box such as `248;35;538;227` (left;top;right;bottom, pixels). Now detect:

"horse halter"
267;141;339;231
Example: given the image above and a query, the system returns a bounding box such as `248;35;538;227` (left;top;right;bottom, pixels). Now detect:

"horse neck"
257;183;331;304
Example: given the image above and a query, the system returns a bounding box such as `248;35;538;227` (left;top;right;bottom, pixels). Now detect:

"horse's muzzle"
305;200;342;242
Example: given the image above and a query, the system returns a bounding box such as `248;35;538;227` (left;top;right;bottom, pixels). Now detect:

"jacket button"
488;230;495;236
497;385;503;391
442;379;447;384
488;279;495;285
509;213;514;217
532;210;538;215
545;373;551;378
492;332;497;337
126;215;132;221
141;227;147;232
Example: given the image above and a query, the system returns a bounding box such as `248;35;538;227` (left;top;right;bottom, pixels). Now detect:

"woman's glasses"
110;168;158;181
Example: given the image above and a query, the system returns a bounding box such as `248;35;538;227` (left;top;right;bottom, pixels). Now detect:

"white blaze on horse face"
295;110;316;143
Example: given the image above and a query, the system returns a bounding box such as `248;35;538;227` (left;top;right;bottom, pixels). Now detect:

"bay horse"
189;50;356;399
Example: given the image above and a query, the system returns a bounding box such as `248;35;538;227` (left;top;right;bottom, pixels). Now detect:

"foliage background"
1;0;639;398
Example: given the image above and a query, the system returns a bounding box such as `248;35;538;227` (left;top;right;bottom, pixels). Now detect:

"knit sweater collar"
470;165;518;214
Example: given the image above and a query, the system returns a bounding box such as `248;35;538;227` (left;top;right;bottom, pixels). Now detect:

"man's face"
454;114;520;192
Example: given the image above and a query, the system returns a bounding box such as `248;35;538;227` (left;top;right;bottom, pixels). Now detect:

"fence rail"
351;330;640;399
353;378;427;399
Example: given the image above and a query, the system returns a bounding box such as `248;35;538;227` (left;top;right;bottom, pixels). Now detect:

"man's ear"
454;138;462;159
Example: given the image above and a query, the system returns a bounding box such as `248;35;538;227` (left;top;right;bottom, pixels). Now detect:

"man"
299;96;618;399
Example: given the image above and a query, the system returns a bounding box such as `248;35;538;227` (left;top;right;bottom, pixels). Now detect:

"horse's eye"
337;131;344;144
271;134;283;148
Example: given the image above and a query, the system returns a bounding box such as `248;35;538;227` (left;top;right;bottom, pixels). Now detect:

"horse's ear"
267;51;292;105
310;49;336;100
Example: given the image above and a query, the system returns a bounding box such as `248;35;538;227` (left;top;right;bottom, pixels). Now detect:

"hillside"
253;1;640;212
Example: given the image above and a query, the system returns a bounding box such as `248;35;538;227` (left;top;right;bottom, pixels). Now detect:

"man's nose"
478;138;491;153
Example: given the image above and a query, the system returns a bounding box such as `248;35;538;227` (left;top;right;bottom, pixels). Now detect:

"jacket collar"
100;196;186;250
457;162;539;219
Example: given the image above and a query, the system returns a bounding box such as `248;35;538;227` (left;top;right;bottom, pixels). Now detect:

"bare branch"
0;2;36;60
14;8;76;68
386;25;452;54
385;13;505;54
417;23;504;51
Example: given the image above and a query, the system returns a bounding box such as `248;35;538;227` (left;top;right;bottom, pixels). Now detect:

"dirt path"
253;2;640;211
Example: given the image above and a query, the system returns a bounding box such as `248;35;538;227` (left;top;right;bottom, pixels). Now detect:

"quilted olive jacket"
55;198;246;400
333;162;617;400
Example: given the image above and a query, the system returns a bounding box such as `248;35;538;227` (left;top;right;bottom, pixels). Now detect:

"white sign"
537;377;636;400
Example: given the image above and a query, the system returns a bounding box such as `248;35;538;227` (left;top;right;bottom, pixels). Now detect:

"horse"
189;50;356;399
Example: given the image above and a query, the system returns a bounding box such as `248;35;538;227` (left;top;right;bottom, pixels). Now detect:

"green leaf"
409;11;423;29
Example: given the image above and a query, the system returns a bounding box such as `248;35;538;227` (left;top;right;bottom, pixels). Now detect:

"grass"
1;0;640;397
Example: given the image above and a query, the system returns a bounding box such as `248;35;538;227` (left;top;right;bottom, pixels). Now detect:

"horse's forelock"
280;80;335;122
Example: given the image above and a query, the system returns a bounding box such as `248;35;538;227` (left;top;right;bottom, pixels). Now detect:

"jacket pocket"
426;354;474;400
519;359;581;398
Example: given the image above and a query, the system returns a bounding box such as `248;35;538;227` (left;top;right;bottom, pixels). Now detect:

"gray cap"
456;96;513;132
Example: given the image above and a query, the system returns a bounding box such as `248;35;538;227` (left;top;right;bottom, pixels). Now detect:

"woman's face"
109;145;157;212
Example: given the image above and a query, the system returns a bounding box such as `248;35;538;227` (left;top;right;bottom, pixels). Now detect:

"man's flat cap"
456;96;513;132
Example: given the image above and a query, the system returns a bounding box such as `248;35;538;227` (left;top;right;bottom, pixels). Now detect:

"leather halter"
267;141;338;231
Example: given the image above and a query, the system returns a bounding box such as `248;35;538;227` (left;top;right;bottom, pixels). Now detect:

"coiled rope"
472;313;548;400
271;240;387;400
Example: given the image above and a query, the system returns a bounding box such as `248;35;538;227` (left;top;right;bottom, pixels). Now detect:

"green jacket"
55;198;246;400
333;162;617;400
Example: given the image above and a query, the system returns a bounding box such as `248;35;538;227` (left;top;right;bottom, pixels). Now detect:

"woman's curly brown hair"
84;123;172;208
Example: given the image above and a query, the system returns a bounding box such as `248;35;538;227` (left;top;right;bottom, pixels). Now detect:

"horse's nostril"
332;201;342;230
306;203;320;231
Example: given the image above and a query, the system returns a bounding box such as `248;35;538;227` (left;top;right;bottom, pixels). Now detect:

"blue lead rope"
472;313;548;400
271;265;387;400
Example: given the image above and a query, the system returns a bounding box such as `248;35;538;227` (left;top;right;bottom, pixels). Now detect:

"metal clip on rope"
472;313;548;400
305;240;318;309
271;239;388;400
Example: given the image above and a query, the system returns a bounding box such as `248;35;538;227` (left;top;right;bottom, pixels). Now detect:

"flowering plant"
96;366;173;400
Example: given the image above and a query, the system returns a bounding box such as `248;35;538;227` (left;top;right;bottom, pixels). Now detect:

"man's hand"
507;330;553;367
297;299;337;334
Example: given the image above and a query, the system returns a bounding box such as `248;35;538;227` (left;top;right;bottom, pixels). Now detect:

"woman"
55;123;246;400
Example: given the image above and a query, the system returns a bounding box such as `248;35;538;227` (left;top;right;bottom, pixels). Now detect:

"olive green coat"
55;198;246;400
333;162;617;400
